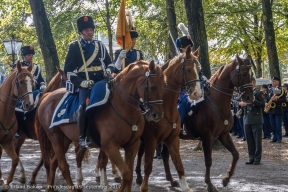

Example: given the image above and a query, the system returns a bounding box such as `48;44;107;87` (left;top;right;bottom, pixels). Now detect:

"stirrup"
79;138;92;150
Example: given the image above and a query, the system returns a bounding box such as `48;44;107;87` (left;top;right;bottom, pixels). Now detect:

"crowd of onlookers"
231;77;288;165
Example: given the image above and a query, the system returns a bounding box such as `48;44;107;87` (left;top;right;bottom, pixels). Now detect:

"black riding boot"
78;105;90;150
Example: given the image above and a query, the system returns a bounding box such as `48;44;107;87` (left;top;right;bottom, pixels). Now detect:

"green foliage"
1;0;288;77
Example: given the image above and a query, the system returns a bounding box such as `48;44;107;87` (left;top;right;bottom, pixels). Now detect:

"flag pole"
122;35;126;69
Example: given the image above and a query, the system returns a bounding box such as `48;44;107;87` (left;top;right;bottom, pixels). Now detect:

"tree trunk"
184;0;211;78
105;0;114;60
29;0;59;83
262;0;280;81
165;0;178;58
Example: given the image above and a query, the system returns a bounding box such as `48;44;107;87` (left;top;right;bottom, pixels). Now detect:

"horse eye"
150;86;157;91
19;80;24;85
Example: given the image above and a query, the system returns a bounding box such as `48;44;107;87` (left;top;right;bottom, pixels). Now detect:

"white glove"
80;80;94;88
40;82;46;91
104;68;111;77
118;50;127;59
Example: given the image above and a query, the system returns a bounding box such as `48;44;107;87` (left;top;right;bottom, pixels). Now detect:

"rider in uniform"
113;28;144;73
64;16;114;150
12;45;46;90
13;45;46;138
268;77;286;143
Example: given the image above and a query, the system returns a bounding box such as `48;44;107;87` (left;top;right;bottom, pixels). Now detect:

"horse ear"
149;60;155;73
186;45;192;56
16;60;22;72
27;61;33;72
192;46;200;57
235;54;241;62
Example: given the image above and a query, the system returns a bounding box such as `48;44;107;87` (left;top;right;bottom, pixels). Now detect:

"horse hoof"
136;177;143;185
222;177;229;187
0;184;9;192
170;180;180;187
28;181;36;186
207;185;218;192
19;177;26;184
114;177;122;183
96;176;100;183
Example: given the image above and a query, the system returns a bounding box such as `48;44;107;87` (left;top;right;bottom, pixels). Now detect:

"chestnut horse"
36;60;166;192
0;67;67;186
161;55;254;192
0;61;34;191
134;46;202;192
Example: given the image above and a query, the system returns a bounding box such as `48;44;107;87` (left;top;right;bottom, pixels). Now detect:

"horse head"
138;60;166;122
230;54;254;103
168;45;202;100
14;60;34;111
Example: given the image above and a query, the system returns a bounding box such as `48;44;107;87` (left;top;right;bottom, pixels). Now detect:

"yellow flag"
116;0;132;50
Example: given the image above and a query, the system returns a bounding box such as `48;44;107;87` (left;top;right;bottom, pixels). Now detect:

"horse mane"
161;59;171;71
44;72;61;94
209;65;225;84
116;60;149;80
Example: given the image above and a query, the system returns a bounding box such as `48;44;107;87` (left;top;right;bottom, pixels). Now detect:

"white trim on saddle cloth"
49;92;71;128
86;83;110;111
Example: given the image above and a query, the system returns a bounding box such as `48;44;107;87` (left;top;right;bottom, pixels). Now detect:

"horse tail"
34;93;53;170
83;149;91;163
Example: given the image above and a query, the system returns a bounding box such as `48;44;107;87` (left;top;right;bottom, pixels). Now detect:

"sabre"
169;31;180;55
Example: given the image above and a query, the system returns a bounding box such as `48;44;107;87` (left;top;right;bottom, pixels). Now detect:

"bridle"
211;61;253;96
0;71;33;108
166;58;200;94
113;70;164;114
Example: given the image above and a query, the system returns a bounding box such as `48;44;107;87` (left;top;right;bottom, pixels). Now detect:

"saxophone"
264;88;284;113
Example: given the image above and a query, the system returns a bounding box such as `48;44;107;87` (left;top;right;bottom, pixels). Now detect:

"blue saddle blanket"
50;80;110;128
177;90;204;124
15;89;42;113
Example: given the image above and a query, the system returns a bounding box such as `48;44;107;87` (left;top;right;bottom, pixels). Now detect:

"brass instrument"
264;88;284;113
283;90;288;107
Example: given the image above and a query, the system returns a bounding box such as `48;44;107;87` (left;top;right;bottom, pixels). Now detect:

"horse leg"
202;138;218;192
112;161;121;183
75;145;87;190
14;136;26;184
47;155;58;192
0;140;19;190
140;139;157;192
135;141;145;185
217;133;239;187
103;145;132;192
50;136;75;192
124;140;140;192
164;137;190;191
29;158;43;186
97;149;111;192
194;140;203;151
0;146;3;185
161;144;179;186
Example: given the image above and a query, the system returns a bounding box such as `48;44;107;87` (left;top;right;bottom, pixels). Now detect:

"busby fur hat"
272;76;280;81
21;46;35;55
130;30;138;39
77;16;95;32
176;36;194;51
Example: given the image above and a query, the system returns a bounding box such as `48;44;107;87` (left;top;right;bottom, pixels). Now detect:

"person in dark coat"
268;77;286;143
64;16;114;150
282;83;288;137
239;78;265;165
114;29;144;73
261;84;271;139
12;45;46;90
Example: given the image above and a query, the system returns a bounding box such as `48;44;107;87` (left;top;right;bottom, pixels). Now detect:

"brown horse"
36;60;166;192
0;61;34;191
133;46;202;192
0;67;67;186
161;55;254;192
